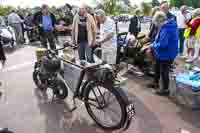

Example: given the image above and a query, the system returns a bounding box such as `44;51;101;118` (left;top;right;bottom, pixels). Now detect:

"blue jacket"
152;19;178;61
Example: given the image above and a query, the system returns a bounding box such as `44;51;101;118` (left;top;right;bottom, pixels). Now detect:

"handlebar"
46;41;105;69
47;42;78;55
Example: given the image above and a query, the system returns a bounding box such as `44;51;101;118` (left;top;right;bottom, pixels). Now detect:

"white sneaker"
179;55;188;59
0;63;2;70
115;76;128;85
186;57;197;63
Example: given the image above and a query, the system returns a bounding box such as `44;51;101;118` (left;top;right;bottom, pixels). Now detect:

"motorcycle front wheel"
33;62;45;91
53;78;68;100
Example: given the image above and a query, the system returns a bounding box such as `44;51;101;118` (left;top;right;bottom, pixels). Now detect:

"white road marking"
2;61;34;72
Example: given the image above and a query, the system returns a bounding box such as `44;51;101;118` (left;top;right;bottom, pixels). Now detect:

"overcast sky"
1;0;161;7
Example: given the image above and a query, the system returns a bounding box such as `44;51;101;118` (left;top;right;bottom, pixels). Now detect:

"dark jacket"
166;12;176;21
129;16;141;37
33;11;56;33
152;19;178;61
24;15;34;27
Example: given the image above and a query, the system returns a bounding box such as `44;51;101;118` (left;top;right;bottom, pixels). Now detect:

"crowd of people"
0;3;121;94
1;1;200;97
145;1;200;96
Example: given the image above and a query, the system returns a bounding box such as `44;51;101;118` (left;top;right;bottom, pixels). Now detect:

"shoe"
0;63;2;70
2;60;6;67
115;76;128;85
186;57;197;63
146;83;159;89
179;55;188;59
155;90;170;96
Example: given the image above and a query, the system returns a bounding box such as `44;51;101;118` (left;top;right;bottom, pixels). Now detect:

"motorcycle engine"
94;64;115;84
40;56;61;74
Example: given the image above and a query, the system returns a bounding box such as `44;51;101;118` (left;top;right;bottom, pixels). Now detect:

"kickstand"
69;96;77;112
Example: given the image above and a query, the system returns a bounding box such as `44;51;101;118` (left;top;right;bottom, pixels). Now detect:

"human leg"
179;29;185;55
78;42;86;60
40;32;48;48
156;60;172;95
47;32;56;50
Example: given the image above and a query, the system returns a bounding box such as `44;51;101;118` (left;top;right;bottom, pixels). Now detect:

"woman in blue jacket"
151;11;178;95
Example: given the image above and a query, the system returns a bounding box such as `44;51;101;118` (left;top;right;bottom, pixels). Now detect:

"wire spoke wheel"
53;79;68;100
85;83;126;130
33;69;44;90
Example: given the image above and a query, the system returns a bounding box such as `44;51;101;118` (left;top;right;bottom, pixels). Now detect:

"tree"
191;0;200;8
152;0;160;7
170;0;200;8
0;5;13;16
98;0;129;15
122;0;131;7
141;2;152;16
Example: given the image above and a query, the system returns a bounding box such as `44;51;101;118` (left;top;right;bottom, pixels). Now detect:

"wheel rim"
87;85;122;128
57;85;64;96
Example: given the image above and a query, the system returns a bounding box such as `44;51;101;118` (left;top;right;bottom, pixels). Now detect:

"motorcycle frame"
61;59;99;101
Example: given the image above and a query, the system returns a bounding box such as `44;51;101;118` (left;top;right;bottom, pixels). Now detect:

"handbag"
184;27;191;39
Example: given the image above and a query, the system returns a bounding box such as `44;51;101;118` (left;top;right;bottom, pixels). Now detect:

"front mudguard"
114;87;136;131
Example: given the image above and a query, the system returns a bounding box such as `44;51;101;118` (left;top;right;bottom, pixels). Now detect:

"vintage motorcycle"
0;25;15;49
33;45;69;100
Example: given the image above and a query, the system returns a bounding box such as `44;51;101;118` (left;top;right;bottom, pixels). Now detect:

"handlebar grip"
63;41;78;49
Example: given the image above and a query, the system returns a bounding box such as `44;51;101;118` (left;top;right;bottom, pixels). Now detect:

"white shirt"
176;11;191;29
100;17;117;64
100;17;117;48
8;12;23;24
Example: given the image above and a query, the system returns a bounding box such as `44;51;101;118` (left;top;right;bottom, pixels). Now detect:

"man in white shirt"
8;10;23;44
95;9;117;65
176;5;191;55
95;9;127;84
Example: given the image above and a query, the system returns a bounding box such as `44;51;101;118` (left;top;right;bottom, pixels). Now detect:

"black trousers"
0;41;6;61
40;31;56;50
154;60;173;90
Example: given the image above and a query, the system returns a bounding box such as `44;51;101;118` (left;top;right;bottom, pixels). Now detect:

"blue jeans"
179;28;185;54
78;41;93;63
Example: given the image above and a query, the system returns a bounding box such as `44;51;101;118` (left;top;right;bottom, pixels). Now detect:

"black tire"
33;62;44;90
10;39;15;48
33;70;43;89
54;78;68;99
85;82;126;130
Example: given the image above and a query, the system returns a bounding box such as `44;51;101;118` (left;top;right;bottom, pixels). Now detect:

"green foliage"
170;0;200;8
141;2;152;16
152;0;160;7
102;0;119;15
99;0;132;15
190;0;200;8
0;5;13;16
